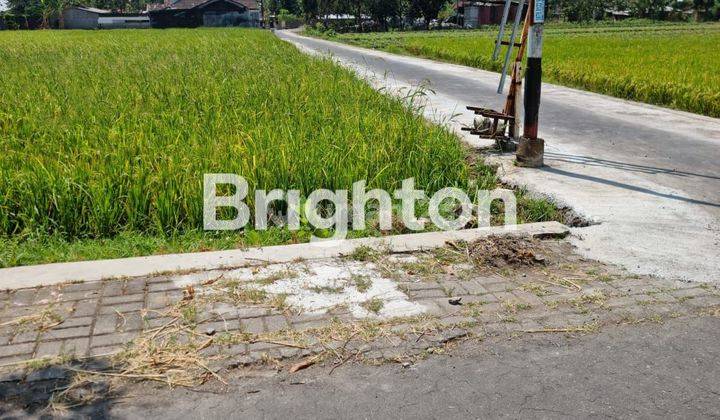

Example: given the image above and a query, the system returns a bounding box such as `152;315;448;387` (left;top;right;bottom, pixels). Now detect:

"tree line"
2;0;718;30
296;0;718;29
2;0;149;28
549;0;719;22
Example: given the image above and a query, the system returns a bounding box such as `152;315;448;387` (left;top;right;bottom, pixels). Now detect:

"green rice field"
321;21;720;118
0;29;557;267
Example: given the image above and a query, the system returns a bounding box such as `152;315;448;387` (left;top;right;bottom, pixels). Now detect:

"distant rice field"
0;29;472;241
323;22;720;118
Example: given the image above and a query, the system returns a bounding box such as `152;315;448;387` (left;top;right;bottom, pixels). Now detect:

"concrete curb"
0;222;568;290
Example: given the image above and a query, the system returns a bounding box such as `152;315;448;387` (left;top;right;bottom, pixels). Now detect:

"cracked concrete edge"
0;222;568;290
485;154;600;227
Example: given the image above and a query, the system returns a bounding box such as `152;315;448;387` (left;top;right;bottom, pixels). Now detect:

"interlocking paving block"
99;301;144;315
93;314;118;335
72;300;100;317
103;294;145;305
0;342;34;358
2;237;720;377
41;325;92;341
91;332;139;348
240;317;265;334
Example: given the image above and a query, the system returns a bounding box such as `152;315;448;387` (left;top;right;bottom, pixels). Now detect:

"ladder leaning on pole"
463;0;530;148
495;0;526;94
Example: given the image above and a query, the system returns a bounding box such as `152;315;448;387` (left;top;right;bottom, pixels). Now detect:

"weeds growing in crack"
501;300;532;313
351;274;373;293
348;246;378;262
309;285;346;294
520;282;550;297
253;269;299;286
361;298;384;314
568;291;607;310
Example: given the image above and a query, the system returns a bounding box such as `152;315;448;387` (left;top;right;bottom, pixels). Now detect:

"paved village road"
276;31;720;283
110;316;720;419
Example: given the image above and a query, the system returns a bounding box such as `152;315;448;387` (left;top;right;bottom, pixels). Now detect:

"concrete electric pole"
516;0;545;167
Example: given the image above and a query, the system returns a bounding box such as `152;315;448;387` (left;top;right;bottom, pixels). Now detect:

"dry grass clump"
0;307;64;332
468;236;546;268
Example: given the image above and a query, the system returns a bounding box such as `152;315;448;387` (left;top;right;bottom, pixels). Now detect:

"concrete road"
277;31;720;283
110;316;720;418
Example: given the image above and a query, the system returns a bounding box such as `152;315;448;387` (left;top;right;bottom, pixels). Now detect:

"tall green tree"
267;0;300;14
300;0;318;20
561;0;605;21
409;0;447;28
363;0;400;29
8;0;80;26
688;0;718;20
630;0;670;18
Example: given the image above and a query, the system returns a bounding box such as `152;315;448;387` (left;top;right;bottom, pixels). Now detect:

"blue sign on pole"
534;0;545;23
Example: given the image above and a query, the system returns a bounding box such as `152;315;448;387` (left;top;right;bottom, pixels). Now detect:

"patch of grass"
577;291;607;306
233;287;269;304
397;255;450;279
254;270;298;286
362;298;384;314
597;274;615;283
268;293;289;311
0;28;564;269
352;275;373;293
463;301;485;317
501;300;532;313
180;305;198;326
24;358;52;371
0;226;314;268
498;314;518;323
567;291;607;313
349;246;379;262
309;285;346;294
430;243;470;264
520;282;550;297
0;29;472;266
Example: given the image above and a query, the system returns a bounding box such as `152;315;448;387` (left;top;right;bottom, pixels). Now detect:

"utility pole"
516;0;545;167
259;0;264;28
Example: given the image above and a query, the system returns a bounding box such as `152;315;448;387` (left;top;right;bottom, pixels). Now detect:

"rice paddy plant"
326;22;720;117
0;29;473;241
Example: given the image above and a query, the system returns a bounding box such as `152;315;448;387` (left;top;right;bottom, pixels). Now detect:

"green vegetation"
352;274;373;292
0;29;559;268
362;297;384;314
317;21;720;117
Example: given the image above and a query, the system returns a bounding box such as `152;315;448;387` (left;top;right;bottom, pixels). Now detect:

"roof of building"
146;3;167;11
605;8;630;16
454;1;515;9
71;6;112;14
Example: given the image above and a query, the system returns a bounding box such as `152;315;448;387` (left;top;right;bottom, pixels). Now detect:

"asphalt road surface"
276;31;720;283
110;316;720;419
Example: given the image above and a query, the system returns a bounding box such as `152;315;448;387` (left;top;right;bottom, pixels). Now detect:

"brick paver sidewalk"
1;236;719;383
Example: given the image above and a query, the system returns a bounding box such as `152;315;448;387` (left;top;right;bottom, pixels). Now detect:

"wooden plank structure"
463;0;532;148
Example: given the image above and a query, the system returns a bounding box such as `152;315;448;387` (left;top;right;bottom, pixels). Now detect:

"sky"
0;0;7;11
